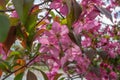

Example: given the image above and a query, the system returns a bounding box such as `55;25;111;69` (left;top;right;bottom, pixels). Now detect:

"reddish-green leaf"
33;29;45;40
0;0;6;10
9;18;19;26
0;69;2;78
14;59;26;76
66;0;82;28
3;26;17;53
53;73;63;80
27;70;37;80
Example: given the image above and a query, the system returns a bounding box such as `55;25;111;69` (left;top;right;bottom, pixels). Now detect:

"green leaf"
103;35;110;39
25;4;40;44
9;17;19;26
0;60;11;72
65;0;82;29
14;72;24;80
32;67;48;80
39;70;48;80
23;0;34;23
53;73;63;80
46;24;52;30
12;0;34;25
25;12;37;32
50;11;55;18
0;14;10;42
27;70;37;80
12;0;24;23
66;10;74;29
9;51;21;57
6;55;15;65
5;0;9;4
61;19;67;25
59;77;65;80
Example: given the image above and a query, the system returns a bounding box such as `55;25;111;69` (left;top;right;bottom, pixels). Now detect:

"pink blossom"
100;38;108;43
86;8;100;20
76;56;90;74
10;11;18;18
38;22;69;59
50;0;62;9
0;43;7;60
51;22;69;36
46;62;60;80
81;37;91;47
59;43;83;68
108;50;117;58
73;21;83;34
109;71;117;80
60;4;68;15
40;44;60;59
83;20;99;31
81;0;103;6
50;0;68;15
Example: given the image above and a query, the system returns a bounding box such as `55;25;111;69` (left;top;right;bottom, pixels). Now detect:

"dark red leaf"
27;70;37;80
3;26;17;53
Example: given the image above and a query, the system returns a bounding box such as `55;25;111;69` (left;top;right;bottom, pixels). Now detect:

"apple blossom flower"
0;43;7;60
50;0;68;15
10;11;19;18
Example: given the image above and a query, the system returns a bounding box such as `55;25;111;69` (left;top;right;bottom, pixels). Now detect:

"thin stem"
30;0;50;13
0;9;15;12
35;9;51;27
0;0;50;13
2;54;40;80
55;9;65;19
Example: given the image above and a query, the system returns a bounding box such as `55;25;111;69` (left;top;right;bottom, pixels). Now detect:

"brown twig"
30;0;51;13
0;0;50;13
0;9;15;12
2;54;40;80
35;9;51;27
55;9;65;19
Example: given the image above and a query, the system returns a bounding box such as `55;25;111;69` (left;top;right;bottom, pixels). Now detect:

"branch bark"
0;9;15;12
35;9;51;27
2;54;40;80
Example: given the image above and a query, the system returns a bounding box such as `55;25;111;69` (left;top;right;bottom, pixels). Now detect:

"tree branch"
55;9;65;19
35;9;51;27
2;54;40;80
0;9;15;13
30;0;51;12
0;0;50;13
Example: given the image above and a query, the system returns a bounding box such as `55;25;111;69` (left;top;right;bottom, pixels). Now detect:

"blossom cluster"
0;0;120;80
35;0;120;79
